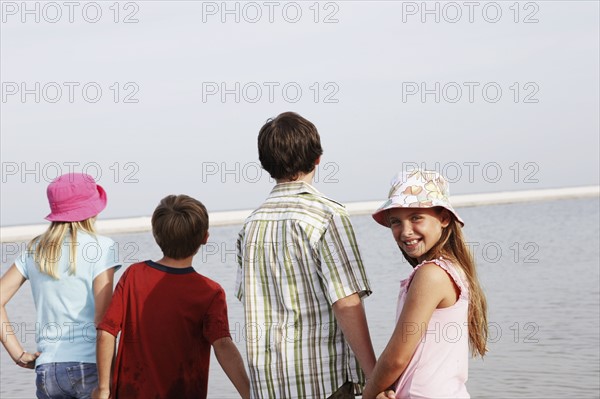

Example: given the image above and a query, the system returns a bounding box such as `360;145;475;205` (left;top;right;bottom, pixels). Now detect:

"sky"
1;0;599;226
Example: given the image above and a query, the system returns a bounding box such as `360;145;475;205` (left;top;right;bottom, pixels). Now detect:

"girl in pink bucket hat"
363;169;488;399
0;173;121;399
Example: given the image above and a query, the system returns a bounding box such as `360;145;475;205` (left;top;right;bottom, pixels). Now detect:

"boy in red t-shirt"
93;195;249;399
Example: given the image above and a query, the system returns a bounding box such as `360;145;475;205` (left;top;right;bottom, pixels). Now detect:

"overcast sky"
1;1;598;226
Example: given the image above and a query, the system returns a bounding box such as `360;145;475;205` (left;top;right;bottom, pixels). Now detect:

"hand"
92;387;111;399
375;390;395;399
16;351;40;369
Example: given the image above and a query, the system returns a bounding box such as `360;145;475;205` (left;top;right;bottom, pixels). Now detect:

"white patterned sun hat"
372;169;464;227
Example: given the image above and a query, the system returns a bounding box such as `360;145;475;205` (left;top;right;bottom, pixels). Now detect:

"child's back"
237;182;369;397
99;260;229;397
18;230;118;365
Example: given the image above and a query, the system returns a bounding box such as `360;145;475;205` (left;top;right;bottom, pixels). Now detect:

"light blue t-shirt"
15;231;121;365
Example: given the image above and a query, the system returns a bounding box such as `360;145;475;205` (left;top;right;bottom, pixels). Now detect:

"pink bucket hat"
372;169;464;227
45;173;107;222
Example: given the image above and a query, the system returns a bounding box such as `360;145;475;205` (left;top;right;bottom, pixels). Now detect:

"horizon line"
1;185;598;243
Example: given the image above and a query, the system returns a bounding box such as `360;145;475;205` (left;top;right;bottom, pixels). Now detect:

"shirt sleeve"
13;250;30;279
319;210;372;304
92;238;122;280
203;287;231;344
234;229;244;301
97;267;129;337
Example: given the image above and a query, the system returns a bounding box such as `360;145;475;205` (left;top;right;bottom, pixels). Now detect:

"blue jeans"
35;362;98;399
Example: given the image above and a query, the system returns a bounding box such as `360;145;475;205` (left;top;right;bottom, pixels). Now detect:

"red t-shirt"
98;261;231;399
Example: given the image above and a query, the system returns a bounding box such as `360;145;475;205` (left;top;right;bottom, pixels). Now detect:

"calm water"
1;198;599;398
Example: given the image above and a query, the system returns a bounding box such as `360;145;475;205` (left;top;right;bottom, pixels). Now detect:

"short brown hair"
151;195;209;259
258;112;323;180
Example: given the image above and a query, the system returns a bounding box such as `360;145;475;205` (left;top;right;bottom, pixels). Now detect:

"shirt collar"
268;181;322;198
145;260;196;274
267;181;344;207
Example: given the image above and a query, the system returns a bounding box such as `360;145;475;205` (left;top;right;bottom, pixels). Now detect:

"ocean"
1;197;599;398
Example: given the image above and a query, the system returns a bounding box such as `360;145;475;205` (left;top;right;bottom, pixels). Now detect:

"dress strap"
407;257;469;300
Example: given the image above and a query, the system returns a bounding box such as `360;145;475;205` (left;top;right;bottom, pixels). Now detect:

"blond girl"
1;173;120;399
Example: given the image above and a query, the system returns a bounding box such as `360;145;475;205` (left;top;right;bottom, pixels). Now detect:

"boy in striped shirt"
236;112;376;398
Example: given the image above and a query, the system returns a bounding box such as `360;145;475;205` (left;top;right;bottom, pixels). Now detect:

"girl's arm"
93;268;116;325
0;264;40;368
362;263;458;399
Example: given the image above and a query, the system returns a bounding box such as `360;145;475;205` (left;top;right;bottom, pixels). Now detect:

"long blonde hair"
400;209;488;358
27;218;96;279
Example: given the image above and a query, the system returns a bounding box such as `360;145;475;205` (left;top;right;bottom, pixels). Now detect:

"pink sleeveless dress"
394;257;470;399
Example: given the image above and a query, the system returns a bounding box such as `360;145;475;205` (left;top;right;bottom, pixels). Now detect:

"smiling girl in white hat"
363;169;488;399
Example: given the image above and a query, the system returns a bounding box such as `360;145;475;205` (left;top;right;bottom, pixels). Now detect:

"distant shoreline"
1;185;598;243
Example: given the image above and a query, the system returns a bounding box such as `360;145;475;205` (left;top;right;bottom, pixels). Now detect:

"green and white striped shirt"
236;182;371;398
